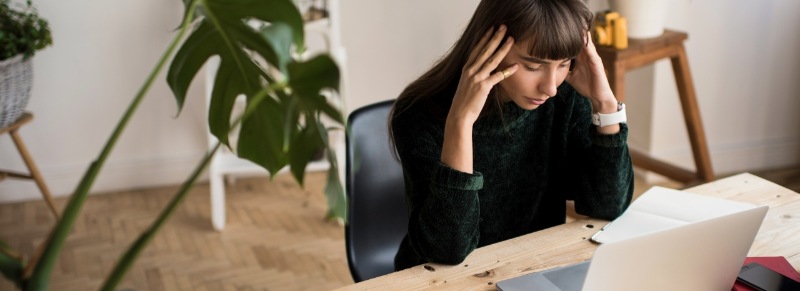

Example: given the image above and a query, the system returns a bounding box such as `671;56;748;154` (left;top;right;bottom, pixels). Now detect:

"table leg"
10;129;60;218
671;45;715;182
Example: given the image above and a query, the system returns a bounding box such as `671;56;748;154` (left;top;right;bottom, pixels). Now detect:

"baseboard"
0;153;208;204
632;138;800;184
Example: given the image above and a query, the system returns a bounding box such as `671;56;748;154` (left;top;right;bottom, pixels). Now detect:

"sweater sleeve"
565;95;635;220
392;112;483;265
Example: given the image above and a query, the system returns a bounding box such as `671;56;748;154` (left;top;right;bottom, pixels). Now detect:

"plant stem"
99;84;284;291
99;143;221;291
21;228;53;279
24;2;200;290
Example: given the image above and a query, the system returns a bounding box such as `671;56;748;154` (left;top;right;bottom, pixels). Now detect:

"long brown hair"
388;0;593;154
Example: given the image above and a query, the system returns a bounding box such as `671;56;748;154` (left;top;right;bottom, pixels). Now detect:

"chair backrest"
345;100;408;283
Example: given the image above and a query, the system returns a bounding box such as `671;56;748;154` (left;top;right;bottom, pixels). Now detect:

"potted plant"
0;0;344;289
0;0;52;128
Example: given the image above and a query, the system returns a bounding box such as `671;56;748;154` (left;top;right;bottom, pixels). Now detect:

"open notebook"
590;186;756;244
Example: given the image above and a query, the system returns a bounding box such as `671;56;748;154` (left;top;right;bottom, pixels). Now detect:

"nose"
538;69;558;97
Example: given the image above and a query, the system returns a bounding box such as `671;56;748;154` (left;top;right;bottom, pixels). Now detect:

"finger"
489;64;519;85
478;36;515;76
585;31;596;50
584;31;590;46
472;25;507;72
581;32;603;66
465;28;495;69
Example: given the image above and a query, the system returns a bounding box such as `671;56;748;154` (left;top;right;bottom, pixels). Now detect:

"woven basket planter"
0;55;33;128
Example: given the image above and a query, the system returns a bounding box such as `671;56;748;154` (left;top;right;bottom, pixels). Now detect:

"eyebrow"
518;55;571;64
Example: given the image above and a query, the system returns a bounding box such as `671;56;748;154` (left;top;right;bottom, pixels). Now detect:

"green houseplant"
0;0;345;289
0;0;51;60
0;0;53;128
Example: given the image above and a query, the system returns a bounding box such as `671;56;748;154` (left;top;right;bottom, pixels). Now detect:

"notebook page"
591;186;756;244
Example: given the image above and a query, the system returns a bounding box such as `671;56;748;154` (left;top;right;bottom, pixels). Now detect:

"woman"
390;0;634;271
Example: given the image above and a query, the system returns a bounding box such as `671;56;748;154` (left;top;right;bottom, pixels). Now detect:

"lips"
525;97;547;105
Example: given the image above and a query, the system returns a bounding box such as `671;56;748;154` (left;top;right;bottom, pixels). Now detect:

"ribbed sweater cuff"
590;123;629;147
431;162;484;190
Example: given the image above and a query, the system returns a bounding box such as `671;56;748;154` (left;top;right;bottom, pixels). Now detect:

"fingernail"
499;24;506;31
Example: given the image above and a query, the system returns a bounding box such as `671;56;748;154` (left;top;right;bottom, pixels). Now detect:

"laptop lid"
497;205;768;291
583;205;768;291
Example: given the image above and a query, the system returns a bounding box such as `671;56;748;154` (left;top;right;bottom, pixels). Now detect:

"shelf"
213;151;331;177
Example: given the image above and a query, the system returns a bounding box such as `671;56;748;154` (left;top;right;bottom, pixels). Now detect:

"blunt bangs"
507;0;592;61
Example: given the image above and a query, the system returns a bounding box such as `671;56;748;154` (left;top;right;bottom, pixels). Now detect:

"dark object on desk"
345;100;408;282
736;262;800;291
733;257;800;291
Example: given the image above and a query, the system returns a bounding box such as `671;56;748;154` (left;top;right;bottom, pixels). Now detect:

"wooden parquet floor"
0;172;352;291
1;167;799;290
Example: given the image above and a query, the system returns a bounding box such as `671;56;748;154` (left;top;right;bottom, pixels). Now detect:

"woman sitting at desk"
389;0;634;271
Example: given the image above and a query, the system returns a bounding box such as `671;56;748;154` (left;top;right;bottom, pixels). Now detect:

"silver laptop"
496;205;769;291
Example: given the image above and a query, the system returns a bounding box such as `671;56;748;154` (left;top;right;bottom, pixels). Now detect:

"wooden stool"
1;112;59;218
596;30;714;185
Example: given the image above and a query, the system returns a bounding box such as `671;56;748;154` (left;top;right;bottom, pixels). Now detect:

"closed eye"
525;65;542;72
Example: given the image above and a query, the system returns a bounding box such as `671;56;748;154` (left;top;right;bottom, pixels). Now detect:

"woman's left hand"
566;31;619;114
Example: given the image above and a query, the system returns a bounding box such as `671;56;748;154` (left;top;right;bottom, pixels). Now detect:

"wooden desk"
334;173;800;290
596;30;714;185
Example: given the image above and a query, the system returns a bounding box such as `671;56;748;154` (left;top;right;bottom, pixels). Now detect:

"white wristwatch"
591;102;627;127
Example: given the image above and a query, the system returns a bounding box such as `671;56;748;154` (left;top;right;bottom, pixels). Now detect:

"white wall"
587;0;800;177
340;0;480;113
650;0;800;174
0;0;209;202
2;0;799;203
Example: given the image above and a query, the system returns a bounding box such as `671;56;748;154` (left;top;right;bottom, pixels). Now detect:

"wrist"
444;117;473;137
445;113;475;130
442;116;474;173
594;98;620;114
591;101;626;128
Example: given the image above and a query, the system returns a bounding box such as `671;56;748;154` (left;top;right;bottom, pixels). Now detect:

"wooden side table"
1;112;59;218
596;30;714;184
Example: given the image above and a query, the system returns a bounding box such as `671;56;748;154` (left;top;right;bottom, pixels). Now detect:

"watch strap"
591;102;627;127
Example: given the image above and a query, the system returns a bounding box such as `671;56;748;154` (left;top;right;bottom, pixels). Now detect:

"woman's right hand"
448;25;519;126
441;25;518;173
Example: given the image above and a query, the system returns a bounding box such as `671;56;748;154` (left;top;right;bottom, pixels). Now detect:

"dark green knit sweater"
391;83;634;271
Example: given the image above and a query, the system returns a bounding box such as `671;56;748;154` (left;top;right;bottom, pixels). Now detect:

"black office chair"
345;100;408;283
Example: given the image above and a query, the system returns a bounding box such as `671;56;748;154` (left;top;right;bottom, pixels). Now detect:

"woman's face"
497;41;572;110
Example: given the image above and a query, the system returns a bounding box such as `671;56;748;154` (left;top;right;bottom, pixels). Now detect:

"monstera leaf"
167;0;344;208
